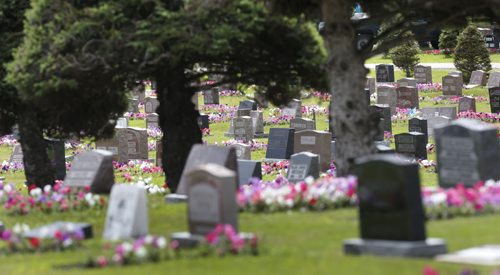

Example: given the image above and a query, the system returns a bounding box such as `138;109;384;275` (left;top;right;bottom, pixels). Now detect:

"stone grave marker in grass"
264;128;295;160
344;154;447;257
146;113;159;128
458;96;476;113
24;222;93;240
238;100;257;111
375;64;395;83
434;119;500;188
103;184;148;241
487;72;500;89
408;117;428;144
377;85;397;114
394;132;427;160
116;117;128;128
237;160;262;186
442;75;463;96
293;130;332;171
466;70;487;88
198;114;210;129
414;65;432;84
396;86;419;109
282;99;302;118
203;89;219;105
287;152;320;183
290;118;316;132
397;78;417;88
65;150;115;194
250;110;265;137
233;116;254;142
231;143;251;160
144;97;160;114
489;86;500;113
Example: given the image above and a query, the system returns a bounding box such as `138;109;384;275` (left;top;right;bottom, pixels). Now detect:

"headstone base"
262;158;288;163
164;194;188;204
465;84;479;89
171;232;255;249
343;238;447;258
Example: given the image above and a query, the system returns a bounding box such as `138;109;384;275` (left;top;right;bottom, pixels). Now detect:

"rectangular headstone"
287;152;320;183
203;89;220;105
146;113;159;128
414;65;432;84
487;72;500;89
458;96;476;113
434;119;500;188
489;87;500;113
397;78;417;88
354;154;426;241
231;143;251;160
237;160;262;186
9;144;23;163
394;132;427;160
116;117;128;128
366;77;377;94
238;100;257;111
187;164;238;235
198;114;210;129
290;118;316;132
265;128;295;159
144;97;160;114
442;75;463;96
103;184;148;240
121;127;149;161
396;86;419;109
233;116;254;142
293;130;332;171
156;140;162;167
45;139;66;180
377;85;397;114
375;64;395;83
176;145;238;195
250;110;264;135
420;107;457;120
128;98;139;113
370;104;392;136
408;117;428;144
282;99;302;118
65;150;115;194
468;70;487;86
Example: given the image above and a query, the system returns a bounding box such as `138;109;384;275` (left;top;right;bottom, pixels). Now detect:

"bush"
439;28;461;57
454;26;491;82
390;35;421;77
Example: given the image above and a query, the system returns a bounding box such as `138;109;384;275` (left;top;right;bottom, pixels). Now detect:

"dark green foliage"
390;35;420;77
454;25;491;82
439;28;461;56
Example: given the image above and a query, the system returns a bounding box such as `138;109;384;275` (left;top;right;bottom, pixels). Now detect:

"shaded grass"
366;53;500;64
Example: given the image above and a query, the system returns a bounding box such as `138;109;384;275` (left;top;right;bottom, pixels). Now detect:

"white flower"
134;246;147;258
305;176;314;185
21;224;30;233
156;237;167;249
63;238;73;247
4;184;12;193
29;188;42;198
144;235;153;245
43;185;52;193
13;224;22;234
122;242;133;253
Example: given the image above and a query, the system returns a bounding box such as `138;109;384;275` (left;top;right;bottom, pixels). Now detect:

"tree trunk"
17;108;54;187
321;0;378;176
156;67;202;193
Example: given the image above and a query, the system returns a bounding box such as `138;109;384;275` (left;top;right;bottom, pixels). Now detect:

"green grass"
0;72;499;274
366;53;500;64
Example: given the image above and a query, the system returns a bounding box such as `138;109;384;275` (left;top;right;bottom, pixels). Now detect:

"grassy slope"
366;53;500;64
0;69;499;274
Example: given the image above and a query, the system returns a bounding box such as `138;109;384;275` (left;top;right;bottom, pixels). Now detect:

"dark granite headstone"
65;150;115;194
375;64;395;83
45;138;66;180
203;89;220;105
293;130;332;171
265;128;295;160
414;65;432;84
238;100;257;111
176;145;238;195
370;104;392;135
156;141;162;167
489;87;500;113
394;132;427;160
366;77;377;94
468;70;487;86
237;160;262;186
442;75;463;96
121;127;148;161
354;154;426;241
408;118;428;144
287;152;320;183
290;118;316;132
144;97;160;114
377;85;397;114
128;98;139;113
487;72;500;89
198;114;210;129
458;96;476;113
434;119;500;188
396;86;419;109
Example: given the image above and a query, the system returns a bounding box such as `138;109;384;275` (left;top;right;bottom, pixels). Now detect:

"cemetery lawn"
366;53;500;64
2;201;500;274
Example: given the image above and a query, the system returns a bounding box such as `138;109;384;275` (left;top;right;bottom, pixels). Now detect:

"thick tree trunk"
321;0;378;176
17;108;54;187
156;67;202;193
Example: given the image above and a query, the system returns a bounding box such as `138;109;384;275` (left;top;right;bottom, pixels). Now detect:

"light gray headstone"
442;75;463;96
233;116;254;142
487;72;500;89
293;130;332;171
377;85;397;114
250;110;264;135
414;65;432;83
231;143;251;160
287;152;320;183
290;118;316;132
282;99;302;118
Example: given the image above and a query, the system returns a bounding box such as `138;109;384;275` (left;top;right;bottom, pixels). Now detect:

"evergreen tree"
390;35;420;77
454;25;492;82
439;27;461;57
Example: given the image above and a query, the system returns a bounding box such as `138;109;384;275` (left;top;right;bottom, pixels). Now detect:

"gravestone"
293;130;332;171
370;104;392;135
231;143;251;160
144;97;160;114
236;109;251;117
198;114;210;129
434;119;500;188
408;117;428;144
233;116;254;142
116;117;128;128
376;143;395;154
254;92;269;108
103;184;148;241
65;150;115;194
287;152;320;183
238;100;257;111
45;139;66;180
458;96;476;113
264;128;295;160
377;85;397;114
487;72;500;88
174;145;238;196
442;75;463;96
250;110;264;136
330;141;336;162
366;77;377;94
489;87;500;113
344;154;447;257
9;145;23;163
375;64;395;83
121;127;149;161
397;78;417;88
394;132;427;160
128;98;139;113
282;99;302;118
396;86;419;109
146;113;159;128
156;141;162;167
420;107;457;120
191;92;199;111
363;89;371;105
24;222;93;240
448;71;463;78
467;70;487;87
237;160;262;186
414;65;432;84
290;118;316;132
203;89;220;105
